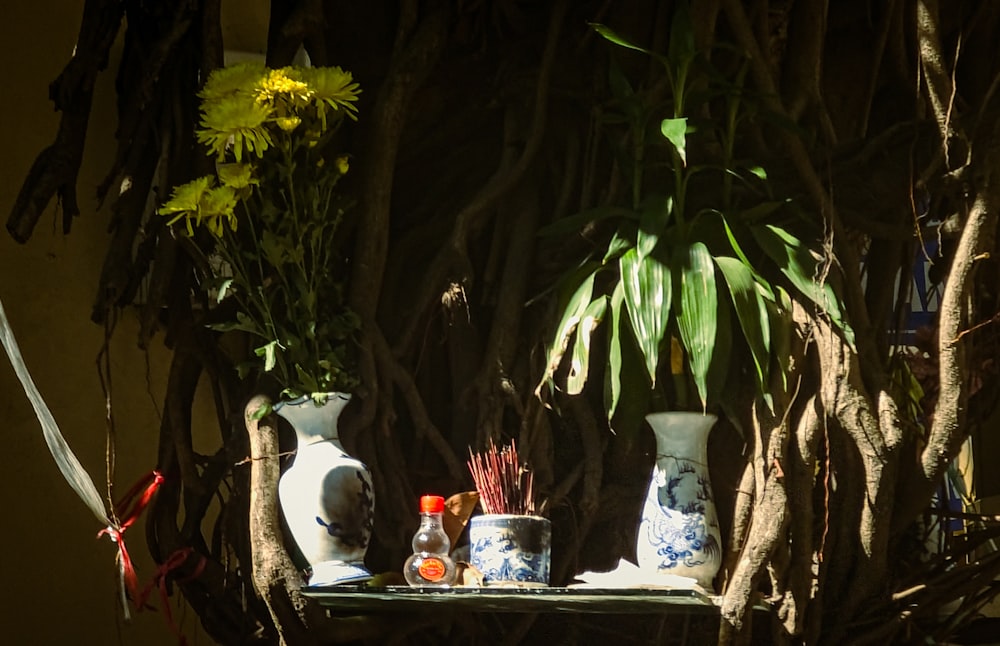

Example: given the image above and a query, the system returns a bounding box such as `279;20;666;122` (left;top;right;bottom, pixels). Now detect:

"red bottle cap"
420;495;445;513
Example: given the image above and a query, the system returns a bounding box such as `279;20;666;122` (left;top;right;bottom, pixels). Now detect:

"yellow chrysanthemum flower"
159;176;215;233
198;95;273;162
199;62;267;103
256;67;311;109
335;156;350;174
216;162;257;190
301;66;361;129
302;66;361;114
199;185;239;237
276;116;302;132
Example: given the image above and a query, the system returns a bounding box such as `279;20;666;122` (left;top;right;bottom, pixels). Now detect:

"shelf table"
302;585;720;615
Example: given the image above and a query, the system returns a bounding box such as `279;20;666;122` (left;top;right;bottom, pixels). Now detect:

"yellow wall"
0;2;271;643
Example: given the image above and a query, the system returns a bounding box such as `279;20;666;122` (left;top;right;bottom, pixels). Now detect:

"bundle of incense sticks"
467;439;535;516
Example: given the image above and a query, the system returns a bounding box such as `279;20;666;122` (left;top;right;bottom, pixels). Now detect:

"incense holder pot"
469;514;551;587
636;412;722;590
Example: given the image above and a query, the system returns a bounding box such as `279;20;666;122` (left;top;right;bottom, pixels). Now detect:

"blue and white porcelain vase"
636;412;722;590
275;392;375;586
469;514;551;587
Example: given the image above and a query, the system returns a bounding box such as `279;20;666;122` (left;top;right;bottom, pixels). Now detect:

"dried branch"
370;321;465;482
244;395;383;645
719;399;792;643
6;0;123;242
780;395;821;638
894;121;1000;533
349;2;450;431
393;0;567;356
916;0;959;162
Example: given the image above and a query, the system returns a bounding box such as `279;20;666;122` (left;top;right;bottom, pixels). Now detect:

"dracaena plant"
159;62;362;402
538;3;853;427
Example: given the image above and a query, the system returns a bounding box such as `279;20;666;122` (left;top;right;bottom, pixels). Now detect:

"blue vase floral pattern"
636;412;722;589
469;515;551;586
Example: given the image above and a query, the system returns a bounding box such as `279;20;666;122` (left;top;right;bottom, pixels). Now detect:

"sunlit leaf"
621;248;671;385
217;278;234;303
750;223;855;348
605;222;638;263
674;242;717;409
606;283;626;417
539;264;601;389
567;296;608;394
255;340;278;372
719;212;773;299
661;118;688;166
590;23;662;60
637;195;672;259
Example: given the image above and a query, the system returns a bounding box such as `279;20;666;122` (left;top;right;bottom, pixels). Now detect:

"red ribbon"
97;470;165;602
136;547;207;646
96;470;208;644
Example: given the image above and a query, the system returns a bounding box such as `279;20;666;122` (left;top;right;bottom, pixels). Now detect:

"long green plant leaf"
621;248;671;385
567;296;609;394
606;282;626;417
637;195;672;260
661;118;688;166
714;256;770;391
667;0;695;69
605;282;654;437
538;264;601;391
674;242;717;409
750;223;855;348
590;23;663;61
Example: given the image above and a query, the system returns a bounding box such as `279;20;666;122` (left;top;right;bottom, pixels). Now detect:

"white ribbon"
0;296;111;526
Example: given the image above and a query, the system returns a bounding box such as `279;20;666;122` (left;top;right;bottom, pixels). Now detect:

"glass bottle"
403;495;457;587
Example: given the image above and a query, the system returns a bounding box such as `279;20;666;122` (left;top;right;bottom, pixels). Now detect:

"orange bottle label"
418;557;446;581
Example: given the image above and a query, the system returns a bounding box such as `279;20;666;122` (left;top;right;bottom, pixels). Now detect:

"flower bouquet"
159;62;362;401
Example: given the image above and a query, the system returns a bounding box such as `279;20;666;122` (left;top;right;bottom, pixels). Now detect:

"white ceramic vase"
635;411;722;590
275;392;374;586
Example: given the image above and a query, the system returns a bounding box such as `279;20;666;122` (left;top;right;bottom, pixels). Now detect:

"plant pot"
276;392;375;586
635;411;722;590
469;514;551;587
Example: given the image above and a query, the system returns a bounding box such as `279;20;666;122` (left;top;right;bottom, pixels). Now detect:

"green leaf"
667;0;696;68
769;286;794;394
706;287;732;407
606;282;653;438
248;401;273;421
620;248;672;385
567;296;608;394
604;222;639;263
539;264;601;388
718;212;773;299
750;223;855;348
294;364;320;394
536;205;633;238
714;256;770;391
605;283;626;418
260;230;287;268
660;118;688;166
217;278;234;303
736;200;786;224
590;23;662;60
255;340;279;372
637;195;672;260
674;242;717;409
